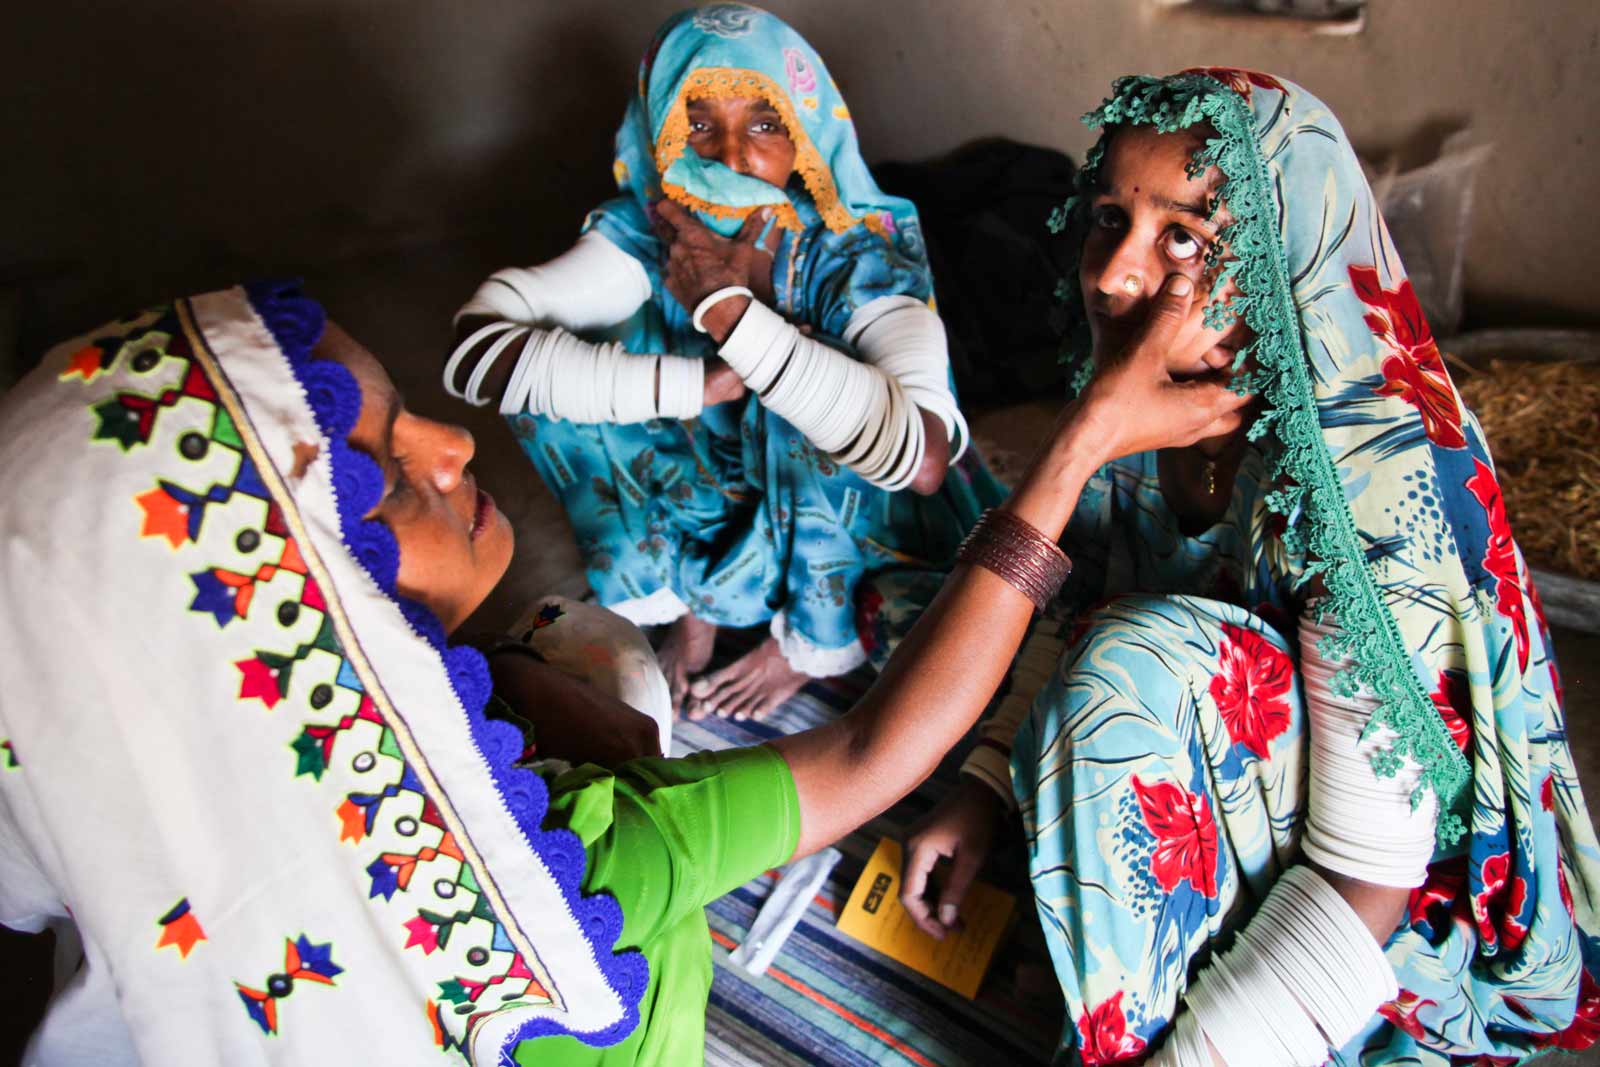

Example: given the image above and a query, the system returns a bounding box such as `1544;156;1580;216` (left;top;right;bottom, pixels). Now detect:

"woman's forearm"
771;414;1103;858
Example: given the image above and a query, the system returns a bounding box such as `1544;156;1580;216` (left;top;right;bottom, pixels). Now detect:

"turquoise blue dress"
508;4;1002;662
866;70;1600;1065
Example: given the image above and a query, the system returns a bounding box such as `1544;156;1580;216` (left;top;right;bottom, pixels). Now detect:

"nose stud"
1122;274;1141;296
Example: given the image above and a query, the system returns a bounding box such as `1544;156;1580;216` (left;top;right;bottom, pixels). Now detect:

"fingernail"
1166;275;1193;297
939;904;958;925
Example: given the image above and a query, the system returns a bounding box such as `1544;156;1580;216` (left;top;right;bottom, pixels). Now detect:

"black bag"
875;138;1077;405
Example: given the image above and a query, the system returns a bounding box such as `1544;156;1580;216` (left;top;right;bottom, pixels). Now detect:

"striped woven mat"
671;653;1063;1067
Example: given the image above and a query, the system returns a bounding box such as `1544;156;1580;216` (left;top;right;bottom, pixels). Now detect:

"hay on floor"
1452;358;1600;582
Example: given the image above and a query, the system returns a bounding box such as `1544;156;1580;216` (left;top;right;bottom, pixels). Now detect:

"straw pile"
1454;358;1600;581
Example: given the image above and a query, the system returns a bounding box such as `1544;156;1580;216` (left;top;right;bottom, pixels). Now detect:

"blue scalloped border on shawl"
242;280;647;1053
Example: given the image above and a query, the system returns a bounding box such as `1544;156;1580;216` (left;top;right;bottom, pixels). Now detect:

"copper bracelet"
955;508;1072;611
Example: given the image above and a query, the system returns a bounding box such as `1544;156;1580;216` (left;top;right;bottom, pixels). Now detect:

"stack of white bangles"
444;227;966;486
1298;611;1439;886
714;294;966;491
443;323;704;424
1149;612;1437;1066
1173;866;1401;1067
445;229;704;424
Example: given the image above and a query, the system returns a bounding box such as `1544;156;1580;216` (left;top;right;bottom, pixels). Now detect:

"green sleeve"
544;744;800;949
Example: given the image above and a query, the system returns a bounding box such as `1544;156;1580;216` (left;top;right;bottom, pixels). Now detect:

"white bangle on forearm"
719;300;928;490
844;295;970;462
691;286;755;334
444;320;517;401
455;230;652;330
479;325;703;424
464;325;531;407
1145;1011;1212;1067
657;356;705;420
1185;865;1399;1066
1299;613;1438;888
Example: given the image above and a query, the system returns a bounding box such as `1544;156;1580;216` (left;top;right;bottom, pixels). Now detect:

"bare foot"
687;636;809;722
658;614;717;715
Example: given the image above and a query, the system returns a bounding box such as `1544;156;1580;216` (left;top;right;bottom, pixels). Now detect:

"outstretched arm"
769;273;1252;858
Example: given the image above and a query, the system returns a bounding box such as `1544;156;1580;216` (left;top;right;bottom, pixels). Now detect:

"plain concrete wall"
6;0;1598;351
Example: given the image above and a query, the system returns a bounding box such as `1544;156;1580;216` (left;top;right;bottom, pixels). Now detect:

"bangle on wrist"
955;508;1073;611
444;320;517;401
464;326;529;407
692;285;754;334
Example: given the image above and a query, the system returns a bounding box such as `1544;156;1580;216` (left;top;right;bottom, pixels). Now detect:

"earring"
1122;274;1140;295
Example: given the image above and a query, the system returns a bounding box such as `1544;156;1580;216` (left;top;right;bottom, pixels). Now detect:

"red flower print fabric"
1132;775;1220;898
1536;968;1600;1051
1465;458;1531;670
1076;991;1148;1065
1473;851;1530;952
1178;66;1286;101
1352;264;1466;449
1379;989;1439;1041
1407;857;1468;936
1209;622;1294;759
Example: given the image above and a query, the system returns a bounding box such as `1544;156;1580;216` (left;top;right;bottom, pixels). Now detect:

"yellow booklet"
835;837;1016;999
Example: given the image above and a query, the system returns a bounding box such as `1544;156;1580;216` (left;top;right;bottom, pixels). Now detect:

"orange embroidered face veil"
683;93;797;194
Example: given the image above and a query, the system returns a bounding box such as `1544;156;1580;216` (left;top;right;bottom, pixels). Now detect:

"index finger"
654;198;714;243
734;207;774;248
899;841;945;939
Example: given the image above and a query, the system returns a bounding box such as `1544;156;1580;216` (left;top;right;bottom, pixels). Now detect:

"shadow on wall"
2;0;649;361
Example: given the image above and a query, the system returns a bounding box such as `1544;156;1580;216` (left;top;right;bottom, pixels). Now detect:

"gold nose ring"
1122;274;1141;296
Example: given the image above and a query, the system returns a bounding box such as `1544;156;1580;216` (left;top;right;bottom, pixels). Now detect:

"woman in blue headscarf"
445;3;1002;721
888;70;1600;1066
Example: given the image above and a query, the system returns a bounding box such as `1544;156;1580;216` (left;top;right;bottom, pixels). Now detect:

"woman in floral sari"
890;70;1600;1065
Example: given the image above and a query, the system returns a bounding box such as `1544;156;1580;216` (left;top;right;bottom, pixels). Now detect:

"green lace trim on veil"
1059;74;1469;843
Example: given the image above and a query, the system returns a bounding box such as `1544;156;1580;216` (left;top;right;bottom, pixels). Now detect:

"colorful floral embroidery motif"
515;601;565;643
235;936;342;1035
156;898;208;958
95;309;560;1054
1;740;15;770
94;361;219;452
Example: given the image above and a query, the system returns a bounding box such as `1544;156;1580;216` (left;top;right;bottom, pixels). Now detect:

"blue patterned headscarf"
605;3;920;246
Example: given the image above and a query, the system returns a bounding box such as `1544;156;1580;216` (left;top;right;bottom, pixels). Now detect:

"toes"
695;666;751;706
728;692;762;722
745;688;784;722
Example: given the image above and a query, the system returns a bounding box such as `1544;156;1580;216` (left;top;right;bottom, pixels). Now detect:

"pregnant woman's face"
314;322;514;633
685;94;797;190
1080;125;1251;379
